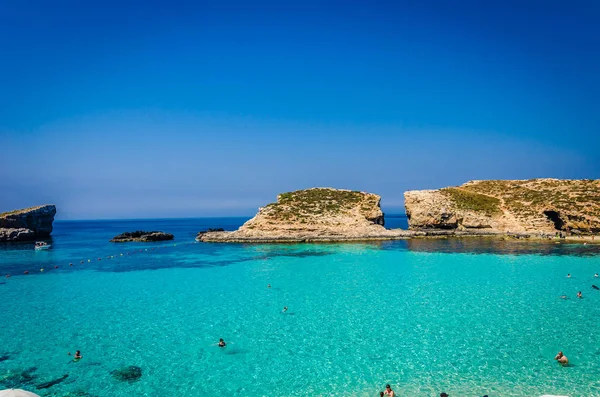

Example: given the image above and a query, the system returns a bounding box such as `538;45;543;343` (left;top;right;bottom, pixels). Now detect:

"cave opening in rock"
543;210;564;231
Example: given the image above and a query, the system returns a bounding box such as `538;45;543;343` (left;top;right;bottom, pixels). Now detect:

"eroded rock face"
0;205;56;242
110;231;174;242
199;188;409;242
405;179;600;233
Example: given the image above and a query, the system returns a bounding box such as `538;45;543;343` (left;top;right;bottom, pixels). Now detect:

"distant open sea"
1;217;600;397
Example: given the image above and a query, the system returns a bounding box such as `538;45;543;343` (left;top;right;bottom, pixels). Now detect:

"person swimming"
555;351;569;366
384;384;395;396
595;273;599;278
567;274;571;278
577;291;582;298
560;295;569;299
68;350;82;360
267;284;271;288
218;338;226;347
282;306;288;313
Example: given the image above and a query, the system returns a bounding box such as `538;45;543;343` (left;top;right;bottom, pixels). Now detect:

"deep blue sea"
1;217;600;397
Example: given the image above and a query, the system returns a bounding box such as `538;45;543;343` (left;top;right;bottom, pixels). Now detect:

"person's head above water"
440;393;449;397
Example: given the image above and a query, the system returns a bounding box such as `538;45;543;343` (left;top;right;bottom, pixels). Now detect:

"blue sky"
1;0;599;219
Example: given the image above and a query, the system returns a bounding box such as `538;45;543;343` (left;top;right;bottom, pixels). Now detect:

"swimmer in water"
218;338;226;347
555;351;569;366
567;274;571;278
68;350;82;360
577;291;582;298
282;306;288;313
267;284;271;288
595;273;599;278
384;384;395;397
560;295;569;300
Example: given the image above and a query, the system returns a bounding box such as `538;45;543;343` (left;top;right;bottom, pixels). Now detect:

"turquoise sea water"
1;218;600;397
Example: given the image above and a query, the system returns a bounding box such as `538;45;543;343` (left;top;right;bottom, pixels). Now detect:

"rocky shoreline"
198;228;599;243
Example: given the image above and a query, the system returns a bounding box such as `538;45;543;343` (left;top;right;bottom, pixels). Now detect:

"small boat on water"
34;241;51;250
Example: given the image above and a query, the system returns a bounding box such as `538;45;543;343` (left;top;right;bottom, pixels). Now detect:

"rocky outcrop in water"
110;231;174;243
404;179;600;234
0;205;57;242
199;188;413;242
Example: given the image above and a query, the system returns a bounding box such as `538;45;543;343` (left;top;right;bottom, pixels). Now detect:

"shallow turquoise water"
1;219;600;396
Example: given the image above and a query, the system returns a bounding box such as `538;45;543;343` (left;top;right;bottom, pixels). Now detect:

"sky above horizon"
1;0;599;219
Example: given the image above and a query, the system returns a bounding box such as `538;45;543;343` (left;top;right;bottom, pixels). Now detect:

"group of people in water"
560;273;599;299
556;272;600;367
379;387;474;397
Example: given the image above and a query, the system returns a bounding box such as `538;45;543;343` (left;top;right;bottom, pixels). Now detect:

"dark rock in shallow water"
0;367;38;388
110;366;142;382
0;354;10;362
110;231;174;243
196;228;225;239
36;374;69;389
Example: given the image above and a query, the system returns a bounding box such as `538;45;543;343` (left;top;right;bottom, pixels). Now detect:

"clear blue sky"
1;0;598;219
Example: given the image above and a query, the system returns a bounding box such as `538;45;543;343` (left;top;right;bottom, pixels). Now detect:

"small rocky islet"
110;231;174;243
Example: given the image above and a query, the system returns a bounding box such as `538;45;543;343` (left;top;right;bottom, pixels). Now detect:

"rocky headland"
404;179;600;234
0;205;57;242
110;231;174;243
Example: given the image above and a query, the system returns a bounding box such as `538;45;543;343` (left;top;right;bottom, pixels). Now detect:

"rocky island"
110;231;174;243
405;179;600;234
0;205;57;242
199;179;599;243
199;188;412;242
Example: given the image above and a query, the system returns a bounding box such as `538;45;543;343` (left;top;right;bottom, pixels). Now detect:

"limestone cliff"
0;205;57;242
200;188;411;242
404;179;600;233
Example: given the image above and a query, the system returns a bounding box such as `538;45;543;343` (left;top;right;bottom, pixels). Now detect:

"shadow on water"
378;237;600;256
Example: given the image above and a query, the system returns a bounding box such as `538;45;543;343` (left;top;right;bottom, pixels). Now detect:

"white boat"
34;241;51;250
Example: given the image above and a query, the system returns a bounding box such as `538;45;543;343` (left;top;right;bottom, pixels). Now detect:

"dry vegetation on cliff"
0;205;53;218
256;188;381;225
406;179;600;233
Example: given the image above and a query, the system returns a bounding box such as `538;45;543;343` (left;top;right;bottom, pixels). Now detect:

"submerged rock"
110;365;142;382
36;374;69;389
0;366;38;388
0;205;56;242
0;354;10;362
110;231;174;243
